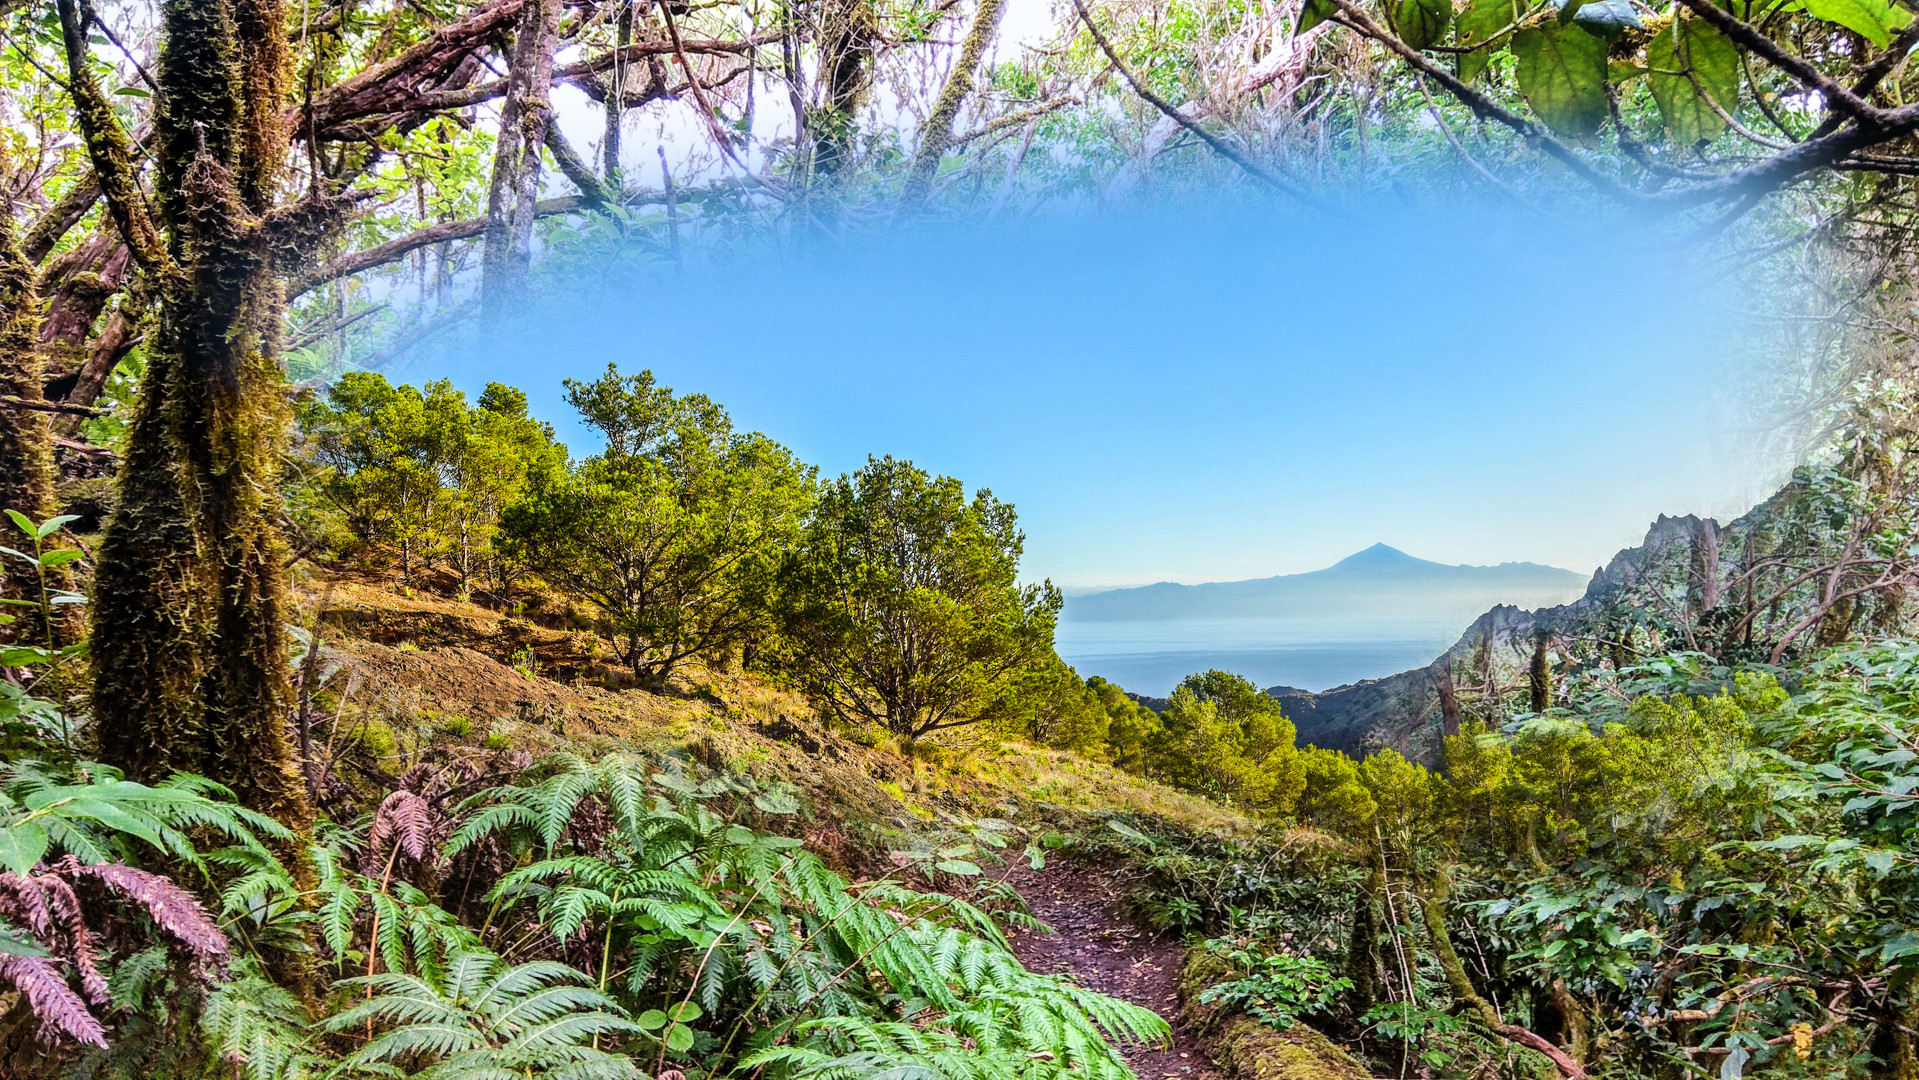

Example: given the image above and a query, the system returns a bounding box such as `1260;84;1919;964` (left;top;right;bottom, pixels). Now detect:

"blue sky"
400;199;1774;591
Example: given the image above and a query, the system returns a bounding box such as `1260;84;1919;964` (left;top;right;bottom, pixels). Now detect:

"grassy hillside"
299;571;1263;853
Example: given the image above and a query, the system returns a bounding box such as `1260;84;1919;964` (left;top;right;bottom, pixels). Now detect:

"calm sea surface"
1053;617;1462;696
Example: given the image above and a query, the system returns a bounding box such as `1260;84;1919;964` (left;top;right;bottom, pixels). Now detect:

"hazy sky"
400;200;1775;591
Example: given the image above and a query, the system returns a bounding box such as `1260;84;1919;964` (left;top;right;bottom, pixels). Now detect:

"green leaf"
0;929;48;957
1456;0;1520;82
667;1002;703;1022
1802;0;1909;45
35;515;78;538
60;799;167;850
666;1024;695;1053
1648;15;1741;144
1560;0;1641;34
0;823;48;876
1393;0;1452;48
751;789;801;814
36;549;82;568
936;859;982;876
2;510;32;537
1884;930;1919;960
1513;22;1609;140
636;1009;668;1032
1297;0;1337;33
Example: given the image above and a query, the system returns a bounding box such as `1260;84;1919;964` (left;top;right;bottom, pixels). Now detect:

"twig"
1071;0;1323;205
1413;75;1564;220
0;396;102;417
658;1;784;197
287;303;389;350
1323;0;1635;203
1670;0;1879;122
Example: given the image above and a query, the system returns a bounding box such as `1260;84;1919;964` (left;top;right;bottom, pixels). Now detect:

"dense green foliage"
771;455;1063;740
499;367;815;686
1089;644;1919;1079
299;375;565;593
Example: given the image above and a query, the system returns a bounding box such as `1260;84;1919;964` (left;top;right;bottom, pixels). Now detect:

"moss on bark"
1179;949;1373;1080
90;0;312;834
0;202;54;540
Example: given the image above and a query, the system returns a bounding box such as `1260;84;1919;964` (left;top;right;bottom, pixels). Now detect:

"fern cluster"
38;748;1167;1080
458;753;1169;1079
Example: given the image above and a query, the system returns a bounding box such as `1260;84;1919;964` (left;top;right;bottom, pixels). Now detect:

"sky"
396;199;1777;592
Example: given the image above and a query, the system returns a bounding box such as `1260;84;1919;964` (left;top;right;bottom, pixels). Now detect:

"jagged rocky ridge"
1266;513;1717;759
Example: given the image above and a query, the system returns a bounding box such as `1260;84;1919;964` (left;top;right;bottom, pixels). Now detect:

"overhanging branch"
1072;0;1322;203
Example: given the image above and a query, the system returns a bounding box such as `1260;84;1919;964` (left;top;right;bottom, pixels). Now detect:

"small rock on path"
1004;860;1222;1080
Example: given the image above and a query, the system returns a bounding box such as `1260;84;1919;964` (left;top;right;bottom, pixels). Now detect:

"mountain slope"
1267;515;1712;757
1065;544;1587;624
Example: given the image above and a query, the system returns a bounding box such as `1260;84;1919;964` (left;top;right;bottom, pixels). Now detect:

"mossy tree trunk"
78;0;316;835
481;0;561;324
1528;633;1552;713
806;0;878;213
0;187;57;617
1342;869;1382;1020
900;0;1008;208
1414;867;1590;1080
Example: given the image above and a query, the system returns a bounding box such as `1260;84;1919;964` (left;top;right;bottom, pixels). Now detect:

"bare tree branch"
288;196;590;300
1324;0;1635;202
1670;0;1879;122
1072;0;1322;204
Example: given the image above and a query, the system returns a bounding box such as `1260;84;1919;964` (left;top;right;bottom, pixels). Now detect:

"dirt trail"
1005;861;1222;1080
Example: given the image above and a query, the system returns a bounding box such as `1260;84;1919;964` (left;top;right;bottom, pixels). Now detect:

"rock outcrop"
1268;512;1719;759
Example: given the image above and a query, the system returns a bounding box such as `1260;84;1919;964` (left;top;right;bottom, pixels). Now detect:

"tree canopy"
773;455;1062;739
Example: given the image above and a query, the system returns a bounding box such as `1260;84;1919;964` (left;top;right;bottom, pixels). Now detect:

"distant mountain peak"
1062;544;1587;623
1330;543;1427;569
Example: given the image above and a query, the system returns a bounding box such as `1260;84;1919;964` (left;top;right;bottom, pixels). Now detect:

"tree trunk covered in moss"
806;0;878;211
87;0;313;835
900;0;1008;208
1414;868;1590;1080
481;0;561;324
1529;633;1551;713
0;197;55;542
1342;869;1381;1019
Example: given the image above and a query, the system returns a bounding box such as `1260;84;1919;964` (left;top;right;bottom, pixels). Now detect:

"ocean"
1052;616;1462;696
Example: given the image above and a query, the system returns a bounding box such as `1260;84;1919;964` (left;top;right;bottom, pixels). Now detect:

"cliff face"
1268;513;1715;759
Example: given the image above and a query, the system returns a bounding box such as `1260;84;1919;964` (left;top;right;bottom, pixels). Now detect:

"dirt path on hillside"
1004;861;1222;1080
